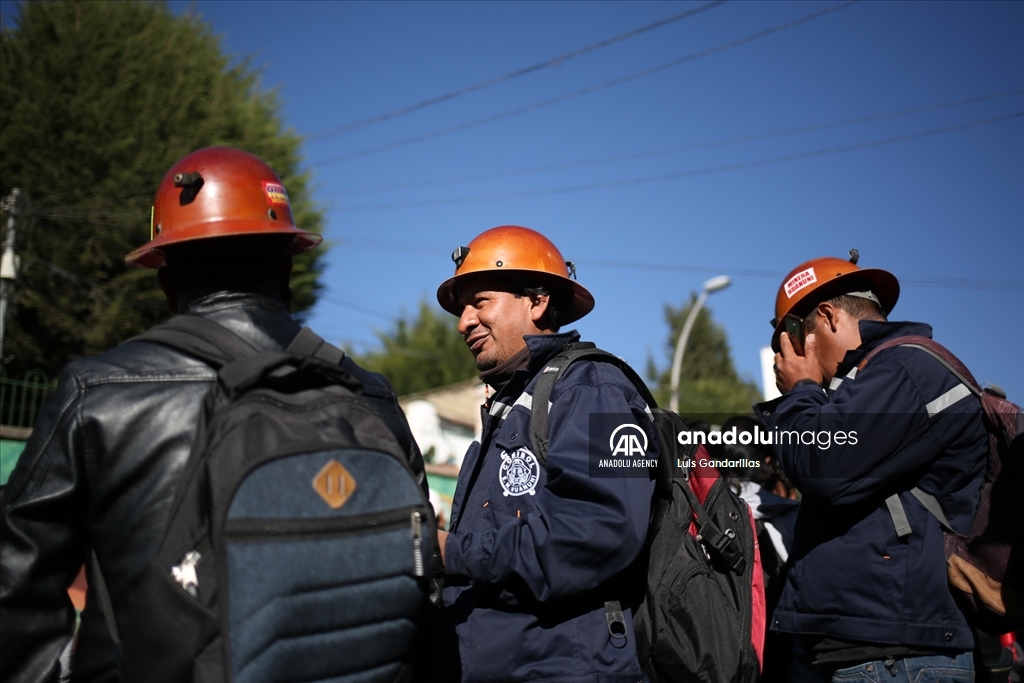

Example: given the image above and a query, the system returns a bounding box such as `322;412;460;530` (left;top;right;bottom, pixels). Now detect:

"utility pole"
0;188;21;364
669;275;731;413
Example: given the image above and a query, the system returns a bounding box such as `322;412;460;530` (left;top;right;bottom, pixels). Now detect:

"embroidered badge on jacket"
499;447;540;496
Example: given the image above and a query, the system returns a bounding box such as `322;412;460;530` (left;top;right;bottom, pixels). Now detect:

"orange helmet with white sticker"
771;251;899;351
125;147;321;268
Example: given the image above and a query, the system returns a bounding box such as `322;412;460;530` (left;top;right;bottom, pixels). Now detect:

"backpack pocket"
220;448;431;683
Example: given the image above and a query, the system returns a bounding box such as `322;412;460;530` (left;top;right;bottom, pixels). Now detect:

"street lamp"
669;275;731;412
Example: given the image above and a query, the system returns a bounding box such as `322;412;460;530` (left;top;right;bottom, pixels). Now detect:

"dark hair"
803;293;886;332
160;234;293;298
509;276;567;332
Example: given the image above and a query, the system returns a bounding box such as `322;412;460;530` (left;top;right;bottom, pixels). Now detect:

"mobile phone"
784;314;805;356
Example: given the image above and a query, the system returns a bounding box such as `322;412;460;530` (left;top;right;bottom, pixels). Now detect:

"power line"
332;239;1024;292
320;295;399;321
327;88;1024;197
333;111;1024;211
576;260;1023;292
307;1;727;142
331;239;1022;292
312;1;860;167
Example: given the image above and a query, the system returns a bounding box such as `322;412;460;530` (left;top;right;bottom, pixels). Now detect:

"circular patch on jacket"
499;447;540;497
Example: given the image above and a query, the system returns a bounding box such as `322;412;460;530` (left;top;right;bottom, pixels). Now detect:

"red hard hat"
436;225;595;324
125;147;321;268
771;252;899;351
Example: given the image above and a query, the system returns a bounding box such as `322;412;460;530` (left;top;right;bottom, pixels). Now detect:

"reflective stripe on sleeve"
925;383;972;417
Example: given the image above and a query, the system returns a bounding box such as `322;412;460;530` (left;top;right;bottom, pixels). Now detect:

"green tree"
646;293;762;416
0;1;323;377
355;301;479;396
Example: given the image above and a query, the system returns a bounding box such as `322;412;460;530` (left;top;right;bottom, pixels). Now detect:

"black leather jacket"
0;289;427;683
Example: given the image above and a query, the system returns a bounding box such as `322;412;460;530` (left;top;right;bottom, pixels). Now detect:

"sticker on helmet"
262;181;290;206
784;267;817;299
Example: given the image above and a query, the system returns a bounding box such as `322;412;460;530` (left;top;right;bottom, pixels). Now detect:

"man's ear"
818;301;839;333
157;267;178;314
528;292;550;327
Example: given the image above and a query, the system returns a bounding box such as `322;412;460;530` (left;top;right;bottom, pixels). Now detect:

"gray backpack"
114;316;435;683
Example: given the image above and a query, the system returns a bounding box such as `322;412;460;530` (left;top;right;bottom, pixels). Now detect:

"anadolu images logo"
609;424;648;457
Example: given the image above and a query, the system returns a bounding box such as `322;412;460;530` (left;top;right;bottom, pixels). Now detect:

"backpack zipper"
411;510;425;577
224;506;423;538
225;506;429;577
170;535;212;597
224;393;373;415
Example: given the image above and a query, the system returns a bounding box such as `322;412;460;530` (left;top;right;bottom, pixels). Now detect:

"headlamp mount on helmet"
770;248;899;352
126;147;321;269
437;225;594;324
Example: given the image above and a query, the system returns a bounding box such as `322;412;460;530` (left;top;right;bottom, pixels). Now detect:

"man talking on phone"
756;251;987;682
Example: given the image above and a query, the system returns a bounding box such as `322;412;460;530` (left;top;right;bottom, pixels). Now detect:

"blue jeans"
830;651;974;682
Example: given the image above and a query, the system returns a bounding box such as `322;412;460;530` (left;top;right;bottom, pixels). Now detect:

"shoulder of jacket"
546;357;647;407
862;342;957;382
341;357;397;401
854;342;976;411
69;338;215;386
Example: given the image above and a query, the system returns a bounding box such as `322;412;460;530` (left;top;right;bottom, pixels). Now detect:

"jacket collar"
835;319;933;377
490;330;581;403
181;288;289;316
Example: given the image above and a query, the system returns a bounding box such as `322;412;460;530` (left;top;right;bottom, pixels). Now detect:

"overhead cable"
329;88;1024;196
334;239;1023;292
312;1;860;167
307;1;727;142
334;111;1023;211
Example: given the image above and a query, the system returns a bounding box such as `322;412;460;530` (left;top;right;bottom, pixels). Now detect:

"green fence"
1;369;56;485
1;368;56;430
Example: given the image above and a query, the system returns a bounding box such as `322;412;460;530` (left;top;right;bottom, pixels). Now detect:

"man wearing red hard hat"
757;251;987;682
0;148;429;682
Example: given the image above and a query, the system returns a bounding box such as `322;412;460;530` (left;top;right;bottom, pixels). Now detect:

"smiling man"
434;225;655;683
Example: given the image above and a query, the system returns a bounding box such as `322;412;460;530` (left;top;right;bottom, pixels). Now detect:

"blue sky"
53;2;1024;399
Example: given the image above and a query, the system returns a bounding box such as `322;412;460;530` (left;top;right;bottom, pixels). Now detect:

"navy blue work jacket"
756;320;987;651
442;331;656;683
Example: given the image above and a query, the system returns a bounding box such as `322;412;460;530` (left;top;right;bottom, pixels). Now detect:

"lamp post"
669;275;731;412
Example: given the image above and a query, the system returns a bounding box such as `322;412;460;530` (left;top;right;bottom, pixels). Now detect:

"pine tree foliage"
646;292;763;416
355;301;480;396
0;1;323;376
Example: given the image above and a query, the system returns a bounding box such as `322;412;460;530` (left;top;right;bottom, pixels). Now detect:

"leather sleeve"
1;365;91;683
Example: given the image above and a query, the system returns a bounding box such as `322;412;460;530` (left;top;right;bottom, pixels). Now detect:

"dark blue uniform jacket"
442;331;656;683
757;320;987;651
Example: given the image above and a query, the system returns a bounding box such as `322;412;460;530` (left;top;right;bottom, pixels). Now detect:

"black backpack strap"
130;315;261;368
529;342;656;467
286;326;346;366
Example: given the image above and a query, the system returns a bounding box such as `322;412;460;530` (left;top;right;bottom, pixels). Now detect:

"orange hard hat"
771;250;899;350
436;225;595;324
125;147;322;268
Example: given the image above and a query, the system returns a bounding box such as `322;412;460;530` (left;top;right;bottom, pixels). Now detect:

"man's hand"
774;331;823;393
437;529;448;565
